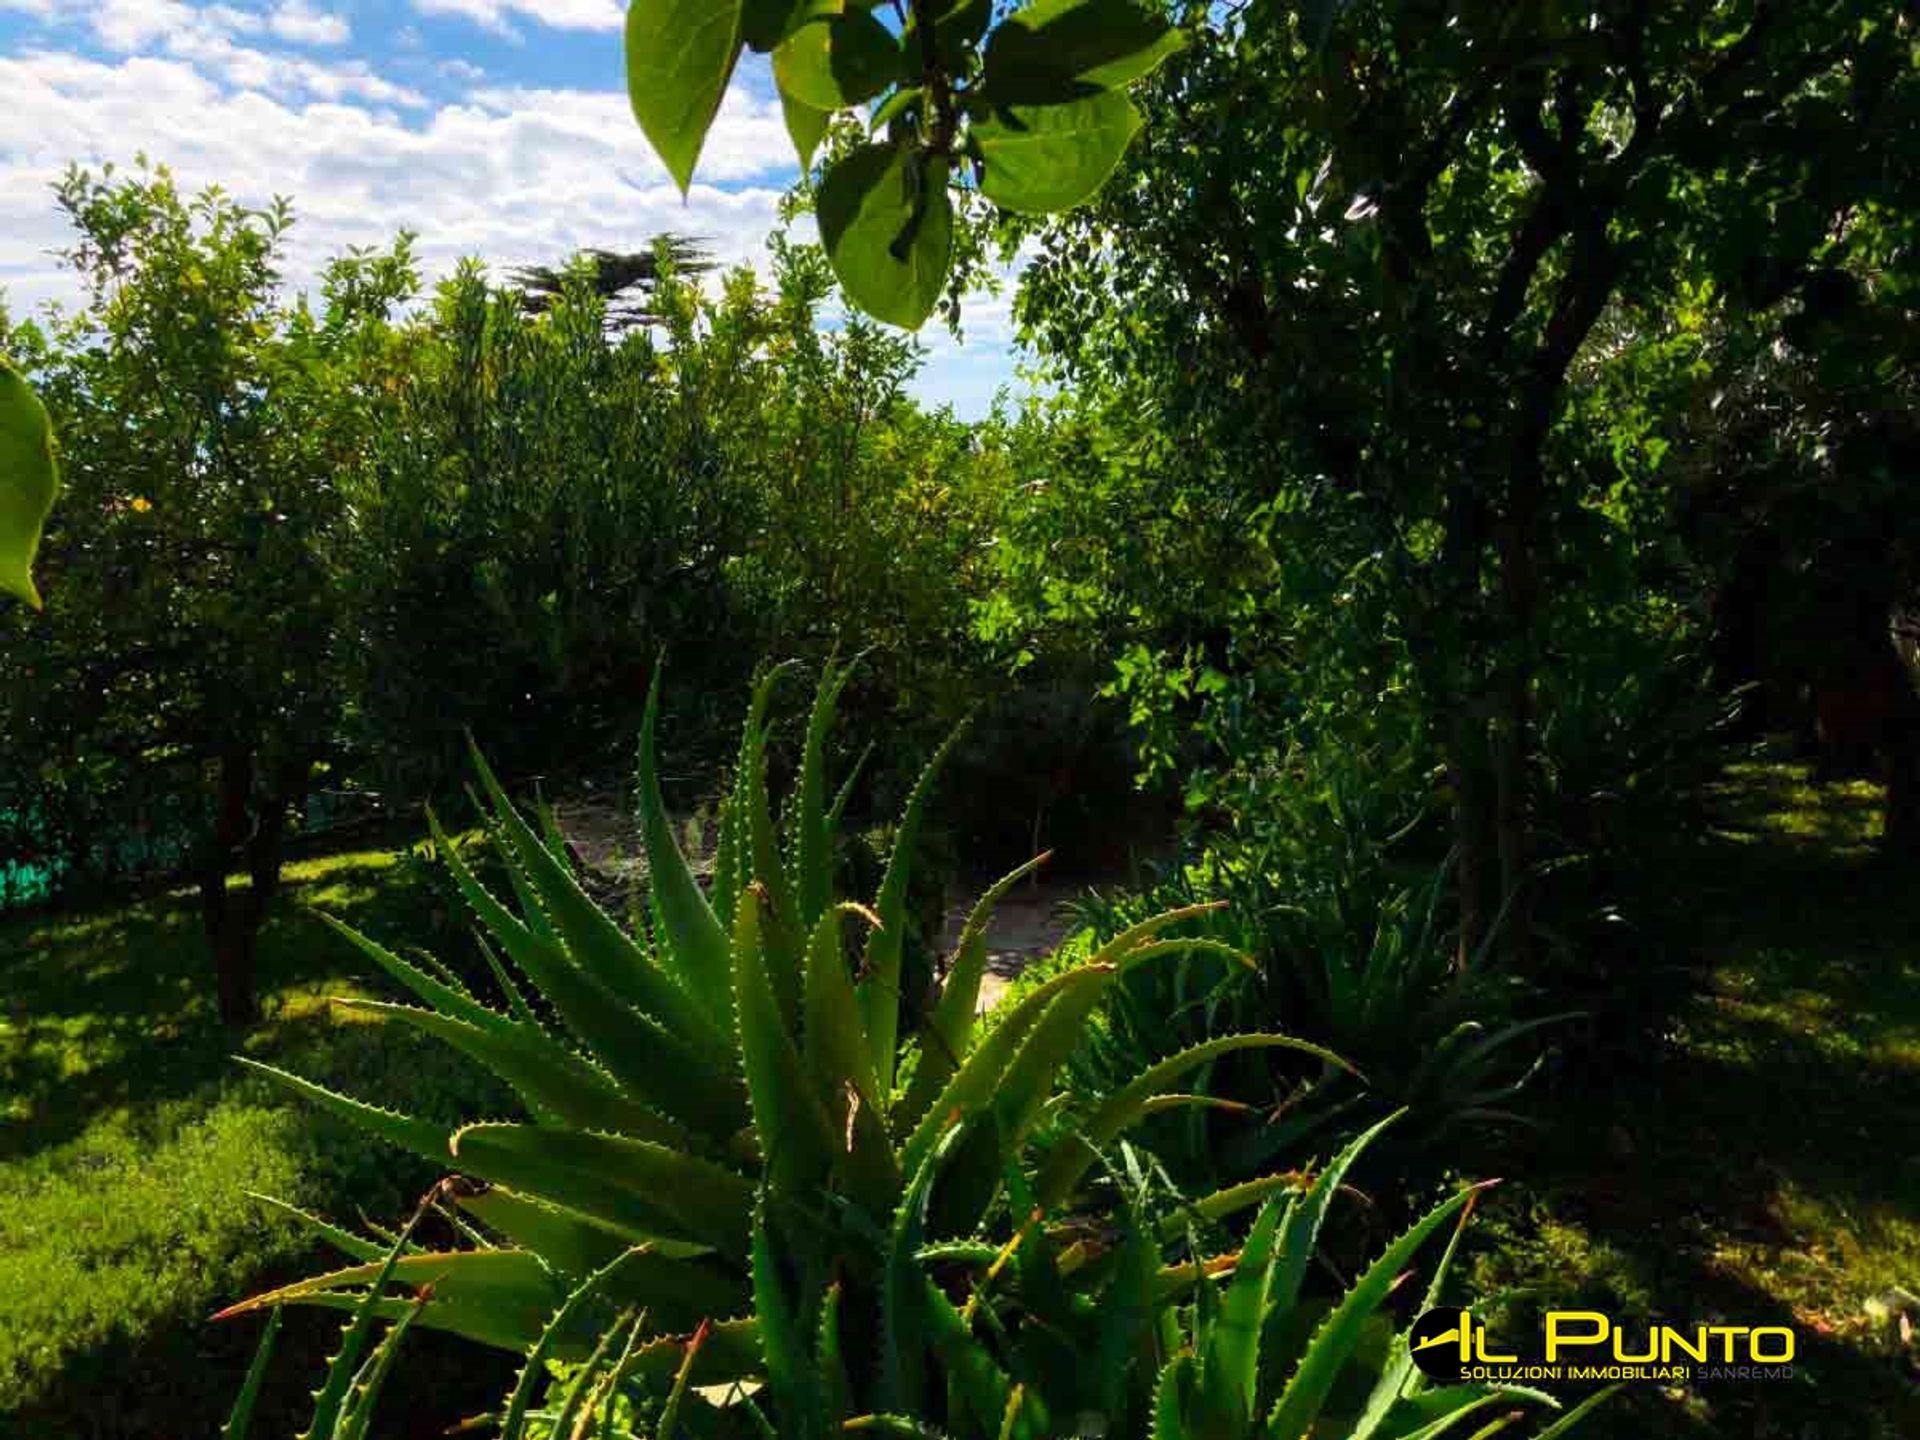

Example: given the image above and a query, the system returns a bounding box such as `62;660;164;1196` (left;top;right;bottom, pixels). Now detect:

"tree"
506;238;715;331
0;163;411;1022
993;0;1918;960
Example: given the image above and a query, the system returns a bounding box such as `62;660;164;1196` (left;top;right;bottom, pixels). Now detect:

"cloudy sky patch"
0;0;1023;414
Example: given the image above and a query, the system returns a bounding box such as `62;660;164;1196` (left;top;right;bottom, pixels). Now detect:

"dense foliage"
0;0;1914;1435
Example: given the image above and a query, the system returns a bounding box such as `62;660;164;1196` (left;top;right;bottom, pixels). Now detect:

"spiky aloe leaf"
861;721;964;1099
1151;1351;1196;1440
245;1192;390;1264
732;887;840;1194
1192;1194;1285;1435
752;1205;824;1440
897;964;1109;1180
300;1207;424;1440
456;1184;736;1304
1379;1384;1559;1438
473;930;541;1027
1156;1172;1311;1243
450;1123;754;1260
431;807;732;1073
817;1281;852;1430
237;1058;450;1167
334;998;686;1141
656;1315;713;1439
796;656;857;932
614;1317;764;1390
879;1127;950;1418
1092;1199;1159;1419
468;742;664;1002
334;1295;429;1440
802;902;898;1206
1266;1182;1493;1439
500;1247;653;1440
263;1290;567;1358
221;1306;282;1440
1352;1190;1479;1439
1267;1109;1406;1337
547;1308;640;1440
1036;1034;1348;1209
1531;1384;1620;1437
906;851;1051;1116
845;1418;954;1438
215;1249;565;1334
317;912;508;1035
634;670;738;1016
737;664;806;1013
928;1277;1025;1433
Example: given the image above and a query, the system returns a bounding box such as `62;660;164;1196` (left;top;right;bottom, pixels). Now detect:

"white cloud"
412;0;622;36
0;19;1024;415
267;1;350;45
0;48;797;317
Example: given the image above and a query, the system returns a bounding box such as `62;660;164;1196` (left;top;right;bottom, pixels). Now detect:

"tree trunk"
203;742;260;1026
200;747;307;1027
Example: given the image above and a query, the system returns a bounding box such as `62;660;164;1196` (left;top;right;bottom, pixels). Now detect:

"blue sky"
0;0;1026;415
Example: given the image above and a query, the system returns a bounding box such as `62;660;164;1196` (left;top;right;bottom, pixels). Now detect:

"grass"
1469;757;1920;1437
0;842;516;1438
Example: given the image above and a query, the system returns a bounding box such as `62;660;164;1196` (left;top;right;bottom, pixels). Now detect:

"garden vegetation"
0;0;1915;1437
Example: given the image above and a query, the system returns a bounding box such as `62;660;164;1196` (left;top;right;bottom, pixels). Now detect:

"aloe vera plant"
1151;1116;1616;1440
222;660;1341;1436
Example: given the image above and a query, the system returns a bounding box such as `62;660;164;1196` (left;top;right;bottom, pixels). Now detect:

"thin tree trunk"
204;742;260;1026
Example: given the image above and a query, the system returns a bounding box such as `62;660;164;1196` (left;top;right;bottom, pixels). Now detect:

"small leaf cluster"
627;0;1185;327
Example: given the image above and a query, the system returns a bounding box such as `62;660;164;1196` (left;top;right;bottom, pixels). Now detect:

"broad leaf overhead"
625;0;746;194
971;90;1143;214
0;356;60;610
817;143;954;329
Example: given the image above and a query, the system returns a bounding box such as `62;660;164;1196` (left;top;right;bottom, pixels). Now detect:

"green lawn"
0;844;514;1438
1470;760;1920;1438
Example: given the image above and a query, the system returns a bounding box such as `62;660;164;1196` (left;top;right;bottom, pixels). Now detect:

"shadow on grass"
1473;759;1920;1438
0;840;523;1437
0;847;466;1163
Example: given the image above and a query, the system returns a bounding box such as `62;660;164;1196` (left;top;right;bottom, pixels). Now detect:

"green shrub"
210;664;1597;1440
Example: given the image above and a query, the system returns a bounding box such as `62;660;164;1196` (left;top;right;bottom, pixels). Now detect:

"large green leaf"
731;888;841;1193
861;720;962;1097
1035;1033;1348;1208
1266;1184;1492;1439
215;1249;565;1329
625;0;745;194
774;7;904;111
237;1058;450;1168
450;1123;755;1259
633;671;737;1018
981;0;1184;103
818;142;953;330
333;999;686;1142
971;90;1143;214
0;356;58;610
